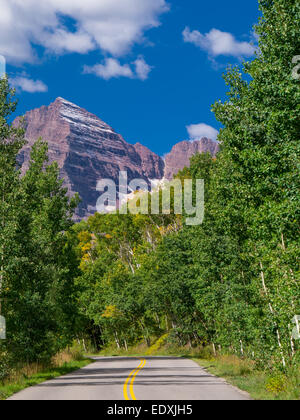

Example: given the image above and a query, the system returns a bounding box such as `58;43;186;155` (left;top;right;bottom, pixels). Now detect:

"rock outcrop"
164;138;219;180
133;143;165;180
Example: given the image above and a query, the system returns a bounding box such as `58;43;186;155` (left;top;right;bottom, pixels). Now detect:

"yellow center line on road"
123;359;146;400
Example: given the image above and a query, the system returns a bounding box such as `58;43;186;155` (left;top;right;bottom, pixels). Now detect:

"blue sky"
2;0;260;156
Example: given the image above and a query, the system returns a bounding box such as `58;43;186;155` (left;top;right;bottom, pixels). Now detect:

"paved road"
8;357;250;400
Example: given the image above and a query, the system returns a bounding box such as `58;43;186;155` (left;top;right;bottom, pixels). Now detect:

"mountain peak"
15;98;219;219
15;99;164;220
164;137;219;180
54;97;78;106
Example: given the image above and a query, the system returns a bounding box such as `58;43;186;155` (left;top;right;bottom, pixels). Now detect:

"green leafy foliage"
72;0;299;373
0;0;299;381
0;77;80;365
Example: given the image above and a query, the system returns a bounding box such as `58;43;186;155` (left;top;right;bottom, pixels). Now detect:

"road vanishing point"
8;357;250;400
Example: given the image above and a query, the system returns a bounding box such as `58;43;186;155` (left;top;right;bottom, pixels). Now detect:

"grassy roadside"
0;350;93;400
97;341;299;401
191;356;300;401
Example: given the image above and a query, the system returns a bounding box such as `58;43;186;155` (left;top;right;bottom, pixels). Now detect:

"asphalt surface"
8;356;250;400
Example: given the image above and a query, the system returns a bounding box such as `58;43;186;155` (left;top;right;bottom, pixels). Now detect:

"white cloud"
0;55;6;78
42;29;95;54
11;77;48;93
84;56;152;81
187;123;219;141
183;27;255;58
0;0;169;64
84;58;134;80
134;56;152;81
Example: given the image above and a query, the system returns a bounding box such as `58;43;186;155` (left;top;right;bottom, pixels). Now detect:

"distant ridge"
164;138;219;180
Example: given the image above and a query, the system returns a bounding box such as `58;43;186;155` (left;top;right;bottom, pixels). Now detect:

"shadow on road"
30;357;223;389
90;356;182;361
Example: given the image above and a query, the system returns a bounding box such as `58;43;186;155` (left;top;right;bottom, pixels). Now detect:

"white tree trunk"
114;332;120;349
212;343;217;356
260;261;286;368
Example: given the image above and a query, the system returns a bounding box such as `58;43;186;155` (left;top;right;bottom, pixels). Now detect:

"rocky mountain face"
15;98;219;220
164;138;220;180
133;142;165;180
15;97;164;219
